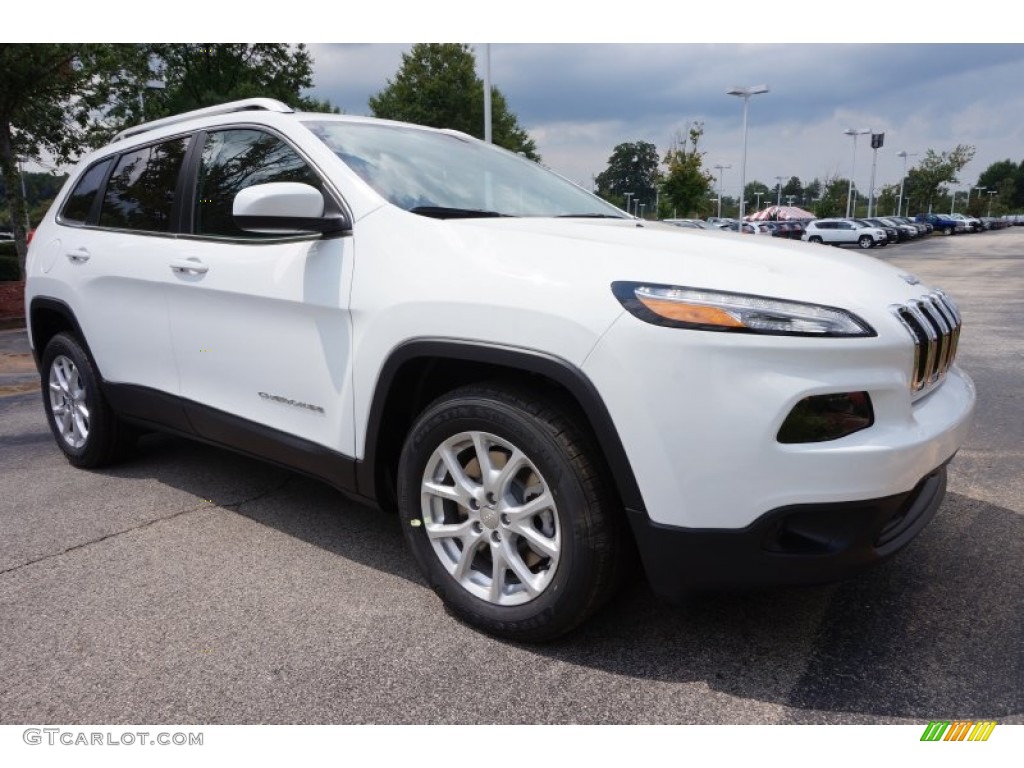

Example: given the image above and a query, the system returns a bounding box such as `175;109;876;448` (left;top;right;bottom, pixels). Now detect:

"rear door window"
99;137;191;232
61;158;114;225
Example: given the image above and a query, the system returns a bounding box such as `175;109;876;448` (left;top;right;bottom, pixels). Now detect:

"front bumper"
627;462;948;601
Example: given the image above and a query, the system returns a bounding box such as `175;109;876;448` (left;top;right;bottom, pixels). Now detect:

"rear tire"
41;333;136;468
809;236;823;244
397;383;623;642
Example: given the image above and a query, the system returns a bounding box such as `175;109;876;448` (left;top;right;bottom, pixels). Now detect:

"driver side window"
193;129;324;238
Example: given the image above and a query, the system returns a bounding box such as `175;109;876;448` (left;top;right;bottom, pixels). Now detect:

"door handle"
169;258;209;275
66;248;90;263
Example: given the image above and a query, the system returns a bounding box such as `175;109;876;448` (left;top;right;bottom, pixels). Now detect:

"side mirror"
233;182;350;236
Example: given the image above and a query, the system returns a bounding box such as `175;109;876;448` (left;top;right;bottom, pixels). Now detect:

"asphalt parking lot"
0;229;1021;725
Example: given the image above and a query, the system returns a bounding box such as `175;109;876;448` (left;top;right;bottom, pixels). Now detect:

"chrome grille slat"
891;291;962;397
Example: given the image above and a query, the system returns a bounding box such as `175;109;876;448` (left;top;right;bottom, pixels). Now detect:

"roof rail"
112;98;294;143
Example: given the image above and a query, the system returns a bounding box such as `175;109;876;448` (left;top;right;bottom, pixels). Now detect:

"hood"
427;216;938;315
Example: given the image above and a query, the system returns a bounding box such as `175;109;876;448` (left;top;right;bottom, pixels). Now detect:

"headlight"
612;282;875;337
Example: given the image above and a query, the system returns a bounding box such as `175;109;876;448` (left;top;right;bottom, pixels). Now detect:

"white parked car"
25;100;975;640
949;213;982;233
802;218;888;248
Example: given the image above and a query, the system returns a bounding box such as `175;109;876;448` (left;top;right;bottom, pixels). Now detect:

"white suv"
25;100;975;640
803;218;888;248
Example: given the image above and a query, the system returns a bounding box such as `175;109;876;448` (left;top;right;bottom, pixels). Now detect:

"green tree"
369;43;538;160
744;180;772;210
0;44;150;277
814;174;848;218
904;145;976;213
977;158;1023;212
660;124;712;218
143;44;336;120
782;175;803;201
595;140;661;214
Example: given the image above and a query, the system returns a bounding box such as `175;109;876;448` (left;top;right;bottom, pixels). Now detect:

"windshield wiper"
409;206;510;219
556;213;627;219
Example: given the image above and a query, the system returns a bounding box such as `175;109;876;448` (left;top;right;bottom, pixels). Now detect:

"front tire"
809;236;823;244
397;383;623;641
858;235;874;249
41;333;135;468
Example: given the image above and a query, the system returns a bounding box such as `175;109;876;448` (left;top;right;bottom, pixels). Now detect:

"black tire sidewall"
397;391;602;640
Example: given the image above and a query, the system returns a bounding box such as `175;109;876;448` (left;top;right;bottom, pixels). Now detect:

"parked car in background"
662;219;710;229
979;217;1008;230
858;218;900;245
949;213;982;233
916;213;963;234
802;219;887;248
892;216;929;236
875;217;918;241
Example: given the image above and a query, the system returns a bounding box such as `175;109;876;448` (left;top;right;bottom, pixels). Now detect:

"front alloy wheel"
420;431;560;606
398;384;623;641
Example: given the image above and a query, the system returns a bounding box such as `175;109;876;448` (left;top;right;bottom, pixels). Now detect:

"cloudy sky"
305;43;1024;205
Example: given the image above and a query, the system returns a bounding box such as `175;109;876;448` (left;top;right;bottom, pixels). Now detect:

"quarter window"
99;138;191;232
61;158;113;225
194;129;323;238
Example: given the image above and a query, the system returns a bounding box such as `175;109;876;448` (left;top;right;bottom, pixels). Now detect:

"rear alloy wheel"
41;333;135;467
858;235;874;249
397;384;622;641
809;236;823;244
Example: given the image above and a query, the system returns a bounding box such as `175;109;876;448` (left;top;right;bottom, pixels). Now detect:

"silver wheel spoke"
452;536;484;582
488;545;510;602
493;448;527;497
424;518;475;541
439;444;478;498
504;490;554;521
510;522;559;559
422;480;465;505
502;541;542;597
471;432;495;482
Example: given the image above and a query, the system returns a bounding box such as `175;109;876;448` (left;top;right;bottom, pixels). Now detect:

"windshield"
304;120;626;219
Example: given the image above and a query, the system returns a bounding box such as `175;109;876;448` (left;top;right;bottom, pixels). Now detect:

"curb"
0;316;26;331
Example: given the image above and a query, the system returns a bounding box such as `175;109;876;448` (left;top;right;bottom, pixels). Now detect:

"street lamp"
987;190;998;217
774;175;784;207
639;203;646;220
844;128;871;218
623;191;634;216
713;163;731;219
754;191;766;209
896;150;917;219
727;85;770;225
971;186;986;213
950;190;961;215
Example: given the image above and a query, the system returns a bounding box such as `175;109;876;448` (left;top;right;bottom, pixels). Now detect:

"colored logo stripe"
920;720;996;742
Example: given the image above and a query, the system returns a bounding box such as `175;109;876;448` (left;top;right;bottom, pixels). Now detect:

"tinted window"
194;129;323;238
61;158;113;225
99;138;190;232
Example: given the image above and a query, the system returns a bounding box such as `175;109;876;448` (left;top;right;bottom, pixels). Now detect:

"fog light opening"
777;392;874;444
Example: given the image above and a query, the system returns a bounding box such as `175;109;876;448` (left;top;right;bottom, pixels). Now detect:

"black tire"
809;236;823;244
397;383;623;642
858;235;874;249
40;332;136;468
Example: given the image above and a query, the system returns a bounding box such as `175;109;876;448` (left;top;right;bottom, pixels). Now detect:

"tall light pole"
844;128;871;218
866;133;884;217
774;175;784;207
971;186;986;214
727;85;770;225
623;191;634;216
987;190;997;217
713;163;731;219
950;190;960;215
896;150;916;219
754;190;766;209
483;44;492;144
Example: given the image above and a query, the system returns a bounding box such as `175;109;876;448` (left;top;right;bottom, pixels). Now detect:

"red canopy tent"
746;205;815;221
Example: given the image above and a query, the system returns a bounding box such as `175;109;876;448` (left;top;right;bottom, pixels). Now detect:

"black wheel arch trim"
28;297;92;370
357;338;647;514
